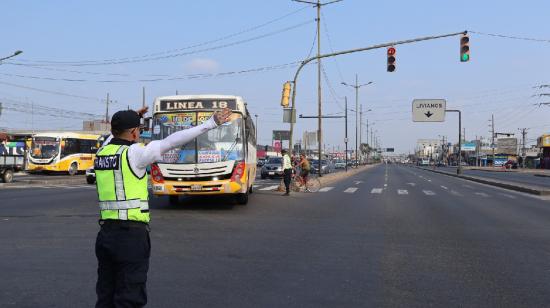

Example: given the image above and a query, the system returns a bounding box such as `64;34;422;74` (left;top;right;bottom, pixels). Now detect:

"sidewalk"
416;166;550;196
0;172;86;187
464;166;550;175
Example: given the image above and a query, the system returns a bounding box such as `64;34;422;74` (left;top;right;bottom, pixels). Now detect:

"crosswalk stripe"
259;185;279;191
440;186;448;190
344;187;358;193
422;190;436;196
371;188;383;194
397;189;408;195
319;187;334;192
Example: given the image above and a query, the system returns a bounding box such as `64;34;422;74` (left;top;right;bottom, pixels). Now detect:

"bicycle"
290;171;321;193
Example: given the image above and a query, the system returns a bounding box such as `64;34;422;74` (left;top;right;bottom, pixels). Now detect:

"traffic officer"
94;106;232;307
281;149;292;196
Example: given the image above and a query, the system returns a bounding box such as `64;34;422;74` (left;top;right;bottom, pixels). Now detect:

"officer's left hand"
214;108;233;125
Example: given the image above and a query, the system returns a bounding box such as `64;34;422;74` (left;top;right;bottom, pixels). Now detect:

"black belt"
99;219;149;230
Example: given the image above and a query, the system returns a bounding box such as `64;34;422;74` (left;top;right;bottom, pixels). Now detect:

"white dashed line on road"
499;193;517;199
344;187;358;193
371;188;383;194
423;190;436;196
440;186;448;190
397;189;409;195
319;187;334;192
450;190;463;196
475;192;490;197
406;183;416;186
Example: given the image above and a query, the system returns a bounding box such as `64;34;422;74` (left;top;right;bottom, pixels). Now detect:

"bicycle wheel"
290;176;302;192
305;177;321;192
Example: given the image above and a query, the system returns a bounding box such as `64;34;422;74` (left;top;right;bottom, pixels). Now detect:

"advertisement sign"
496;138;518;155
461;143;477;152
273;130;290;141
198;150;221;163
273;140;282;153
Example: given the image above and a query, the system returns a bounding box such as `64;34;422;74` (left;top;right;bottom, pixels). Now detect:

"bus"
149;95;257;205
27;132;102;175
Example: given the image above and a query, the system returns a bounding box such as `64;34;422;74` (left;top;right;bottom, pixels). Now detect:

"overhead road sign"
412;99;446;122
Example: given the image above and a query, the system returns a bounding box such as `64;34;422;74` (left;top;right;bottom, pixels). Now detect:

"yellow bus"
149;95;257;205
27;132;102;175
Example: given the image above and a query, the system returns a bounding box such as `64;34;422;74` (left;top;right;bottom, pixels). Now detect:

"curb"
1;177;86;187
414;166;550;196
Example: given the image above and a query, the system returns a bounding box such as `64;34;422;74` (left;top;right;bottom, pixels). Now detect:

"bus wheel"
249;185;253;194
169;195;179;205
236;192;249;205
68;162;78;176
2;169;13;183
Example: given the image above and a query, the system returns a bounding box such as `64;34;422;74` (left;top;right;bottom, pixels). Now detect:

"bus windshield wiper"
222;135;241;162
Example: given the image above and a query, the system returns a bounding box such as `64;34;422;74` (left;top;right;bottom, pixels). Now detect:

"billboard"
496;138;518;155
461;142;476;152
273;130;290;141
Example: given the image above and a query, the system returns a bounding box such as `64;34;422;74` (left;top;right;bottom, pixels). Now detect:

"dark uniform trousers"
95;221;151;308
283;169;292;193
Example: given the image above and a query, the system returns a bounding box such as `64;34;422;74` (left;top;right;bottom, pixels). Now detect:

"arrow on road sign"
425;111;433;118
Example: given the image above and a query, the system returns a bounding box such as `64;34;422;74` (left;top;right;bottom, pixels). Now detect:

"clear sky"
1;0;549;153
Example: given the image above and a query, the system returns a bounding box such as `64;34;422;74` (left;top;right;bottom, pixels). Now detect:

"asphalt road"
1;164;550;307
438;166;550;188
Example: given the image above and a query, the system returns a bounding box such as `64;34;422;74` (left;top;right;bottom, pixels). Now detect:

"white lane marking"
344;187;358;193
259;185;280;191
354;181;364;185
440;186;448;190
463;184;473;188
450;190;463;196
499;193;517;199
427;179;432;182
406;182;416;186
397;189;409;195
475;192;490;197
423;190;436;196
371;188;383;194
319;187;334;192
384;184;388;187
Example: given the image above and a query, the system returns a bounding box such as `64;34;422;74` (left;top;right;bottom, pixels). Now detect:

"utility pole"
490;114;495;166
255;114;259;146
366;118;369;164
519;128;529;168
344;96;348;171
293;0;342;172
105;93;110;123
359;104;362;163
142;87;146;108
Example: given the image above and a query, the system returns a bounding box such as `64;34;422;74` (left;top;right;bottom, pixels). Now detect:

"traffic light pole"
446;109;462;174
287;30;467;160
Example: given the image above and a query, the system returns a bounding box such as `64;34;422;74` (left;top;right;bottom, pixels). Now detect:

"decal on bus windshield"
159;99;237;111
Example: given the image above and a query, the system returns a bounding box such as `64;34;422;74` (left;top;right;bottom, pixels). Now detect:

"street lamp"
0;50;23;62
342;76;373;165
254;114;258;146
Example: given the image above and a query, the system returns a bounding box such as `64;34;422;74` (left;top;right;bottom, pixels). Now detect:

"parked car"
311;159;335;174
86;167;96;184
334;160;346;169
257;158;266;167
504;160;518;169
260;157;284;179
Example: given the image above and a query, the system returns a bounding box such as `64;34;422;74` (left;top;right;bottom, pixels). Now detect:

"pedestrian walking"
94;106;232;307
282;149;292;196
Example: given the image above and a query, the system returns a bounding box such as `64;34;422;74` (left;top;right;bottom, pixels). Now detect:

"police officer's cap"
111;110;141;130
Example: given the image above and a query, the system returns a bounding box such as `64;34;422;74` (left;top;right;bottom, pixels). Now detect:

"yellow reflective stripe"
99;199;149;210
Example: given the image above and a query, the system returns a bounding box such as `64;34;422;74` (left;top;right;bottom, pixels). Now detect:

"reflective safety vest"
95;144;149;223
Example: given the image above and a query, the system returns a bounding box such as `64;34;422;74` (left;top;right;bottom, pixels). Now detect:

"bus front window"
153;112;243;164
30;137;59;159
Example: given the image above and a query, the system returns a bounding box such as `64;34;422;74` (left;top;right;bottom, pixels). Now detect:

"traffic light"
281;81;291;107
387;47;396;72
460;34;470;62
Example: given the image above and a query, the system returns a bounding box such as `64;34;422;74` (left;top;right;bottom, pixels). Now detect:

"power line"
320;11;345;82
0;61;302;83
11;7;309;66
0;80;102;101
470;31;550;43
12;20;314;67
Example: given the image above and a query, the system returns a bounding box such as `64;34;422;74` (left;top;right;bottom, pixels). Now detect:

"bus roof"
32;132;102;140
154;94;244;101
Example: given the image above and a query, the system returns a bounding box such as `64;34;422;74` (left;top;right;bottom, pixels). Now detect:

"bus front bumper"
151;180;246;196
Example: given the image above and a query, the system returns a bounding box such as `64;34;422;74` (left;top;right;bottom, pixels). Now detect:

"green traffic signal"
461;53;469;62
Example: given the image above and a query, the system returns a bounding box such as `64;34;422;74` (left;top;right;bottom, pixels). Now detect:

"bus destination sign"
160;99;237;111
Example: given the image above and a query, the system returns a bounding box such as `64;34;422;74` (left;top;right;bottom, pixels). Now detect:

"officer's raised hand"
213;107;233;125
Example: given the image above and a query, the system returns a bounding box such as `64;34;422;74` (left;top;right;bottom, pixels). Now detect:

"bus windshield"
30;137;59;159
153;112;244;164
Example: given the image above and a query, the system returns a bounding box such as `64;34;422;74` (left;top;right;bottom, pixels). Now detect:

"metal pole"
287;30;467;155
142;86;146;108
355;75;359;166
316;1;322;177
366;118;369;164
255;114;258;146
345;97;348;172
447;109;462;174
105;93;110;123
492;114;495;167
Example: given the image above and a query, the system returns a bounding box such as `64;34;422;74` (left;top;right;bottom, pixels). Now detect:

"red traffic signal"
387;47;396;72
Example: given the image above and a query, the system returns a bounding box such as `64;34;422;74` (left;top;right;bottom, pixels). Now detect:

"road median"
415;166;550;196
